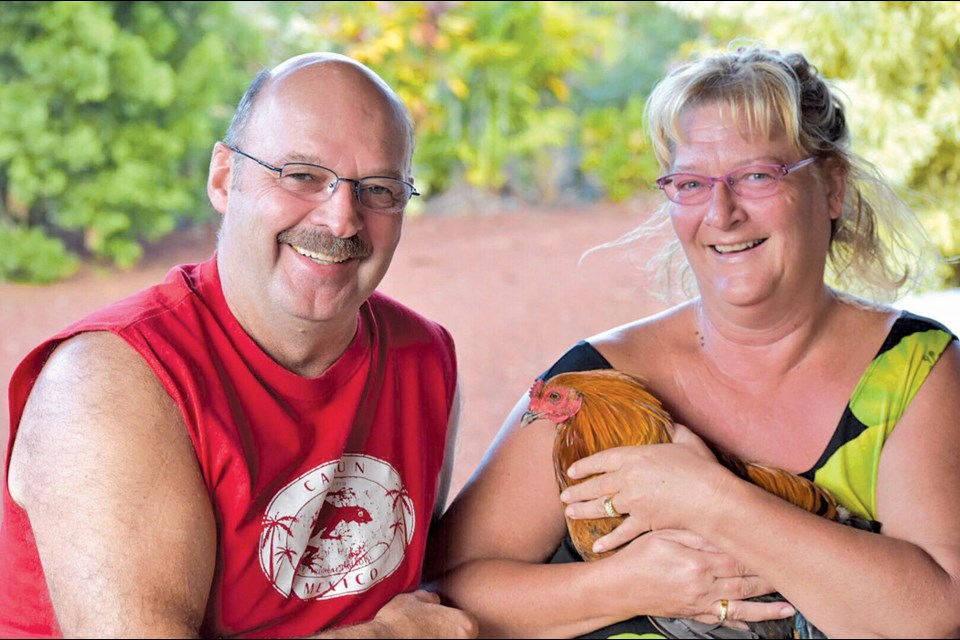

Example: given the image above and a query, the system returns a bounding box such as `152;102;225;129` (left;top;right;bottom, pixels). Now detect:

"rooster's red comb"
528;378;545;398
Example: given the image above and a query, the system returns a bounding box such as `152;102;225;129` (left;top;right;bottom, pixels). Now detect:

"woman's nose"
703;180;745;229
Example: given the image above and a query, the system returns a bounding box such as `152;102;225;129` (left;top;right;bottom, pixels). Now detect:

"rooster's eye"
547;391;561;402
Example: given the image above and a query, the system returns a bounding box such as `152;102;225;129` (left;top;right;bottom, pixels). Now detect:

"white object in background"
895;289;960;336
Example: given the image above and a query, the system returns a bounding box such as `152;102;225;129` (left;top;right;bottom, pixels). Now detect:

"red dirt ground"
0;203;670;507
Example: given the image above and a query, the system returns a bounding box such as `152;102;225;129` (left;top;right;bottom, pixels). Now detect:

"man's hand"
370;590;477;639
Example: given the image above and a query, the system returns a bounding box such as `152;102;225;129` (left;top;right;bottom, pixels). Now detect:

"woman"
426;45;960;638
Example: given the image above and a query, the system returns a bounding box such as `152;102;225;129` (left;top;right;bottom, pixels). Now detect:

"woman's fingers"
566;447;626;480
591;516;648;554
689;597;796;626
711;575;778;600
560;474;617;505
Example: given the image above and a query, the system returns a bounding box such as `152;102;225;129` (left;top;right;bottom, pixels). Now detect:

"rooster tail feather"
716;453;842;521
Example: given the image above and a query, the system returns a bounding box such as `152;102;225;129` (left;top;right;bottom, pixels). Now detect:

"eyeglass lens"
279;163;412;212
661;164;787;204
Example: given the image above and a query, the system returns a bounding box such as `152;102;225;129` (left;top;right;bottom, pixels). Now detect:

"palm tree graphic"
385;486;412;542
275;545;298;566
262;513;299;583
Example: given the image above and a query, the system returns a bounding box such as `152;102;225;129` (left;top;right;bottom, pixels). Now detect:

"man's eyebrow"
284;152;321;164
281;152;406;179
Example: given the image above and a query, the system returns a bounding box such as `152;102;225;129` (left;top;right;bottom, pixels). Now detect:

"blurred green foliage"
0;223;78;283
251;1;696;203
1;1;957;284
575;4;698;202
0;1;262;282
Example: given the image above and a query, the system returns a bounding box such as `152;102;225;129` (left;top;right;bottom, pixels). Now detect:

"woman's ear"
207;142;234;216
824;156;847;221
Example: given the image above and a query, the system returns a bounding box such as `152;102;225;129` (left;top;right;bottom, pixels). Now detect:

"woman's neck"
694;287;839;383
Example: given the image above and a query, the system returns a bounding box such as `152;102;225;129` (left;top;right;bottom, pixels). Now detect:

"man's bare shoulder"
9;329;191;510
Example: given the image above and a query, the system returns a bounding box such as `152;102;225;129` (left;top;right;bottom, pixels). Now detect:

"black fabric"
539;340;614;381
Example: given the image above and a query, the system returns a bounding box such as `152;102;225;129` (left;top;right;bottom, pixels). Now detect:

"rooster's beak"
519;410;541;429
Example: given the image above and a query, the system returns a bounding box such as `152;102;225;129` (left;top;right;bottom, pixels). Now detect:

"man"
0;53;476;638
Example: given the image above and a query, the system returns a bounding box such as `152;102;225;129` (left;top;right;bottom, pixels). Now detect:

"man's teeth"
293;245;349;263
713;239;764;254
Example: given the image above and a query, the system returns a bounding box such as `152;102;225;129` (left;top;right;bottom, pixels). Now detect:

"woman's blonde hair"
602;44;938;303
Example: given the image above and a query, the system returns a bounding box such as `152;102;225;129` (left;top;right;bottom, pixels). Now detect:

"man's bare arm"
8;331;216;638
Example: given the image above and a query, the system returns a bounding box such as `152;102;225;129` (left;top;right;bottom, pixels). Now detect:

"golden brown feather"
523;369;845;562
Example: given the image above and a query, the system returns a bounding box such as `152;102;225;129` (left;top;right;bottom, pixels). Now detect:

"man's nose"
308;178;363;238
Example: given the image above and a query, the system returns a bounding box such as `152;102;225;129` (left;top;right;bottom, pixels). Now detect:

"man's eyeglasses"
225;144;420;215
656;157;817;205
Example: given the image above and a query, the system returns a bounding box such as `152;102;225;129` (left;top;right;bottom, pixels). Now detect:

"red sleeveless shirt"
1;257;457;638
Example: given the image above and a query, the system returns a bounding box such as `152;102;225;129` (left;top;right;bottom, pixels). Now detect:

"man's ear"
207;142;234;215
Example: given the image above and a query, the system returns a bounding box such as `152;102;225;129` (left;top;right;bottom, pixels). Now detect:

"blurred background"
1;1;958;499
2;0;959;284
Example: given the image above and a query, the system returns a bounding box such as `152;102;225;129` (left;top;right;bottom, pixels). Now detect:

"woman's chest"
650;364;860;473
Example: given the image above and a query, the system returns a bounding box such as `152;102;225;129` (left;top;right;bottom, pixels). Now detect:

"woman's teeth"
713;239;764;254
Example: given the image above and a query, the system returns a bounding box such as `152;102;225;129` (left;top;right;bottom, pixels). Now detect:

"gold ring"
718;599;728;625
602;495;621;518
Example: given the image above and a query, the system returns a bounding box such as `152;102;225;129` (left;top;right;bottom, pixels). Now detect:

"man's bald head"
223;53;415;171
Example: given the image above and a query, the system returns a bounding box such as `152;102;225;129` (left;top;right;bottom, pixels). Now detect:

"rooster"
521;369;873;639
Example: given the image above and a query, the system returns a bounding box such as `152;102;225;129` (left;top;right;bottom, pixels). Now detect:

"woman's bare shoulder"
588;301;697;369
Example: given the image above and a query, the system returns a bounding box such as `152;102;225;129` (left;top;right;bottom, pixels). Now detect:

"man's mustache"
277;228;373;260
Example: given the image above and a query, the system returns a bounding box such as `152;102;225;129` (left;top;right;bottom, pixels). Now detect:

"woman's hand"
596;529;794;628
560;424;734;552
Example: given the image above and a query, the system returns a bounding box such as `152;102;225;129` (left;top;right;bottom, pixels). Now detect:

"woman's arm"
426;396;787;638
